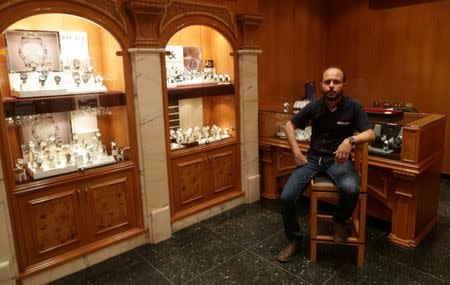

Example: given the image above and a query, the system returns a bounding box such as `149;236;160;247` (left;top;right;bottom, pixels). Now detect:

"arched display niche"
163;23;242;223
143;14;261;232
0;6;145;284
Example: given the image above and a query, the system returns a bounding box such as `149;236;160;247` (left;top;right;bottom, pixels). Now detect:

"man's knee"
339;176;360;196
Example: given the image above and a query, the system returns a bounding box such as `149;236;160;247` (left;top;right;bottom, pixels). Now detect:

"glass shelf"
3;91;126;117
168;83;234;99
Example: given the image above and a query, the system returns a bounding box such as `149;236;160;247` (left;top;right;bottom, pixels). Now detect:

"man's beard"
324;90;342;101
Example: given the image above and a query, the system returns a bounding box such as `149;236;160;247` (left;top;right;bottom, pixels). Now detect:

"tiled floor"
51;178;450;285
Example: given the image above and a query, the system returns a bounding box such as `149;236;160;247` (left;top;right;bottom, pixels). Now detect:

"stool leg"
310;240;317;262
357;244;365;267
310;189;318;263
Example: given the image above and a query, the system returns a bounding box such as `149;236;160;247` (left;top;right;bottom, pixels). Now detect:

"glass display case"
259;104;444;162
4;92;129;182
1;21;129;185
164;25;241;220
259;105;311;142
165;25;237;152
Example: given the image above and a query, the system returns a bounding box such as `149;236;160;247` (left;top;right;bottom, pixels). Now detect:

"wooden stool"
309;143;368;267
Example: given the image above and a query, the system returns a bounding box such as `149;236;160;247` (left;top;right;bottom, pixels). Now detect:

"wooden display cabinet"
15;164;137;268
170;143;240;219
259;106;446;247
165;25;242;220
0;14;144;278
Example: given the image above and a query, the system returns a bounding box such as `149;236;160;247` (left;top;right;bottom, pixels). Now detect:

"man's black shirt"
290;96;371;156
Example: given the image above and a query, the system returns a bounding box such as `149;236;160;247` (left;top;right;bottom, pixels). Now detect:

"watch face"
347;136;355;146
73;59;81;70
81;71;91;83
20;72;28;80
72;71;80;79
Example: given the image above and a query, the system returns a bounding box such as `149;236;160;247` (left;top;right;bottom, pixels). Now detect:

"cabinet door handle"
84;188;88;204
76;189;81;203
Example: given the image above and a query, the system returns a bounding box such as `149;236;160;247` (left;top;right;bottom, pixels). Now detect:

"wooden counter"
259;111;447;248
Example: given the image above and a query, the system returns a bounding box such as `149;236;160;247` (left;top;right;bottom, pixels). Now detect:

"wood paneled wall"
257;0;328;107
258;0;450;174
326;0;450;174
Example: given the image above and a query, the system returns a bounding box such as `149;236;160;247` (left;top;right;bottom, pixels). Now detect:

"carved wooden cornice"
125;0;168;48
236;13;264;50
0;0;128;34
160;0;238;38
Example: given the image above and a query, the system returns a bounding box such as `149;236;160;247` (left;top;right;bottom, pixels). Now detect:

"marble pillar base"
148;206;172;242
245;174;261;203
0;260;13;284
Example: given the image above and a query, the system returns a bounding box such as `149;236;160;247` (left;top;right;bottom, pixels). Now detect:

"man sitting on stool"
277;67;375;262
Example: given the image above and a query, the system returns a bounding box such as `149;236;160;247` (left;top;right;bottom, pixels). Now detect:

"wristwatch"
346;136;356;147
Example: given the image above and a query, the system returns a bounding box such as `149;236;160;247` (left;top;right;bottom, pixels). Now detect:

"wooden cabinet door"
16;185;84;266
208;144;238;198
83;169;137;242
171;152;208;213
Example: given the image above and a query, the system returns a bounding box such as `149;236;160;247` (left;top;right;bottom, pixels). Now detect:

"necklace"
18;36;48;71
31;115;59;143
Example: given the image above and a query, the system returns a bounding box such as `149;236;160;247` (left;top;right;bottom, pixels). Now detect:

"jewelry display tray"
368;145;394;155
26;155;116;180
11;86;107;98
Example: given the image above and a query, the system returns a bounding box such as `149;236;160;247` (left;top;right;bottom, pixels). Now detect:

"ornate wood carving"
0;0;127;33
236;13;264;50
160;0;238;37
125;0;168;47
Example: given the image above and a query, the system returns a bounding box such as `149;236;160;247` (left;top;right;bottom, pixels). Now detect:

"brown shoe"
276;242;300;262
332;220;349;244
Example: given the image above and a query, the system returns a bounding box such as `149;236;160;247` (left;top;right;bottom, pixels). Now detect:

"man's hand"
334;139;352;164
285;121;308;167
294;152;308;166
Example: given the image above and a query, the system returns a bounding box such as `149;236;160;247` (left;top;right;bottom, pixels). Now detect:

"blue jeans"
280;152;360;243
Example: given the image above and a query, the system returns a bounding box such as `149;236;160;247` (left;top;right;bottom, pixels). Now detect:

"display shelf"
168;83;234;99
169;137;238;158
3;91;126;117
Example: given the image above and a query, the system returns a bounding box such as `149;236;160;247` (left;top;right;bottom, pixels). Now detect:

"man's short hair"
322;67;346;83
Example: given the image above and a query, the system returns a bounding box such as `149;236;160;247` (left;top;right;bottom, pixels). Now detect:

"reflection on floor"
50;178;450;284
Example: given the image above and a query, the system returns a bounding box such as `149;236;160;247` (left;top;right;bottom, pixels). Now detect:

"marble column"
238;49;262;203
128;48;172;243
0;157;17;285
